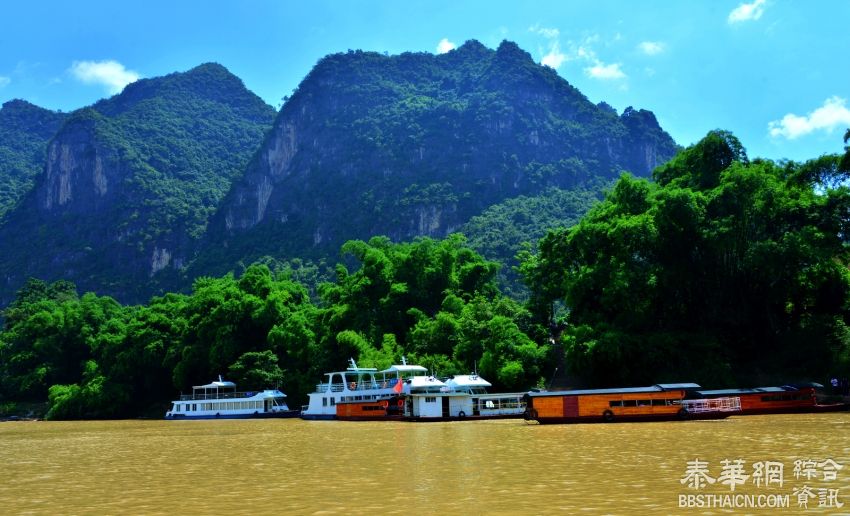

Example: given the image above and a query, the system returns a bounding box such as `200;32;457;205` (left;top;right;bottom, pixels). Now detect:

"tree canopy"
521;131;850;387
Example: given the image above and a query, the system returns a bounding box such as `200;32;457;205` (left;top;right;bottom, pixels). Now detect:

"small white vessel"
165;377;299;420
300;358;428;420
444;374;527;418
330;367;527;421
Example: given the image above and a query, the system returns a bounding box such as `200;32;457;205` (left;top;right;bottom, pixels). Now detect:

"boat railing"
683;397;742;413
476;397;527;411
180;391;268;401
314;379;403;393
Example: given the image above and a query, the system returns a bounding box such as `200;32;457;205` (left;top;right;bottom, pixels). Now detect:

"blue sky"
1;1;848;162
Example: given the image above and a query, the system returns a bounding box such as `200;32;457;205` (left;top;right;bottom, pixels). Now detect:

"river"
1;414;848;514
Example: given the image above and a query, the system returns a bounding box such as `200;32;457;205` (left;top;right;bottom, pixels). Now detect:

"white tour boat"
165;377;299;420
333;368;527;421
300;358;429;420
444;374;527;418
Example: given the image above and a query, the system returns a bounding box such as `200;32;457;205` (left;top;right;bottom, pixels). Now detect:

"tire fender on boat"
677;408;689;420
602;410;615;422
458;411;466;418
215;413;220;418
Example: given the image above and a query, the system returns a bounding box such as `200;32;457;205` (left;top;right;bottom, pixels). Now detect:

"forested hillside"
2;132;847;420
0;100;67;220
0;64;276;305
521;131;850;388
197;40;677;278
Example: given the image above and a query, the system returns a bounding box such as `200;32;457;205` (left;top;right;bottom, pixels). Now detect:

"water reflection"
0;415;847;514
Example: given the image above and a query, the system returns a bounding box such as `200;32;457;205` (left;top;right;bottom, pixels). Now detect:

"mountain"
0;63;276;305
196;40;677;276
0;100;67;220
0;41;677;306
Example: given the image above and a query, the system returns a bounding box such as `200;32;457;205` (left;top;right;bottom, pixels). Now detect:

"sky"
1;0;848;162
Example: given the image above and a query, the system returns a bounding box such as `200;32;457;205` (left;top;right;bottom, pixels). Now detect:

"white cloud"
69;60;140;94
638;41;665;55
529;24;559;39
0;76;10;88
541;41;567;69
436;38;456;54
585;62;626;80
728;0;767;24
768;96;850;140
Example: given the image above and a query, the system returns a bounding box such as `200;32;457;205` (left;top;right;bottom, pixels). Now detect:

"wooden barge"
693;385;849;415
523;383;739;424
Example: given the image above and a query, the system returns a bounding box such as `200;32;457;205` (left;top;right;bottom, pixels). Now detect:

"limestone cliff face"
203;40;678;270
0;99;67;219
41;117;114;212
0;63;276;305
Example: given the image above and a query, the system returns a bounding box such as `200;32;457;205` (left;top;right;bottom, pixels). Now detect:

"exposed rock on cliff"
198;40;678;275
0;99;67;220
0;64;275;305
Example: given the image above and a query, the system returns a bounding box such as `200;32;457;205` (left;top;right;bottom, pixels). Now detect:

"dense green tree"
463;186;603;298
523;131;850;387
318;235;547;389
228;350;285;391
0;283;125;401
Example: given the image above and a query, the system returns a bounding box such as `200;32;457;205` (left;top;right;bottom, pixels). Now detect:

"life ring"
458;411;466;418
677;408;689;420
397;399;404;408
602;410;614;423
349;382;356;390
380;400;389;409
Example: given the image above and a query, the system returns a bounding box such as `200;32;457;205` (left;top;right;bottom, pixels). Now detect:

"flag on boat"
394;379;403;393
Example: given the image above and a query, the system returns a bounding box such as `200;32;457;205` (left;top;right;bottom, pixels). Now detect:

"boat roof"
445;374;492;388
655;383;702;390
527;383;701;398
324;367;378;376
193;380;236;389
259;389;287;398
380;364;429;374
409;375;446;387
696;386;798;396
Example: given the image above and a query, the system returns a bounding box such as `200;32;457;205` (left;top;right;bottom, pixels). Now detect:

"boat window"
609;400;623;407
651;399;667;406
623;399;638;407
330;398;335;406
425;397;436;403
